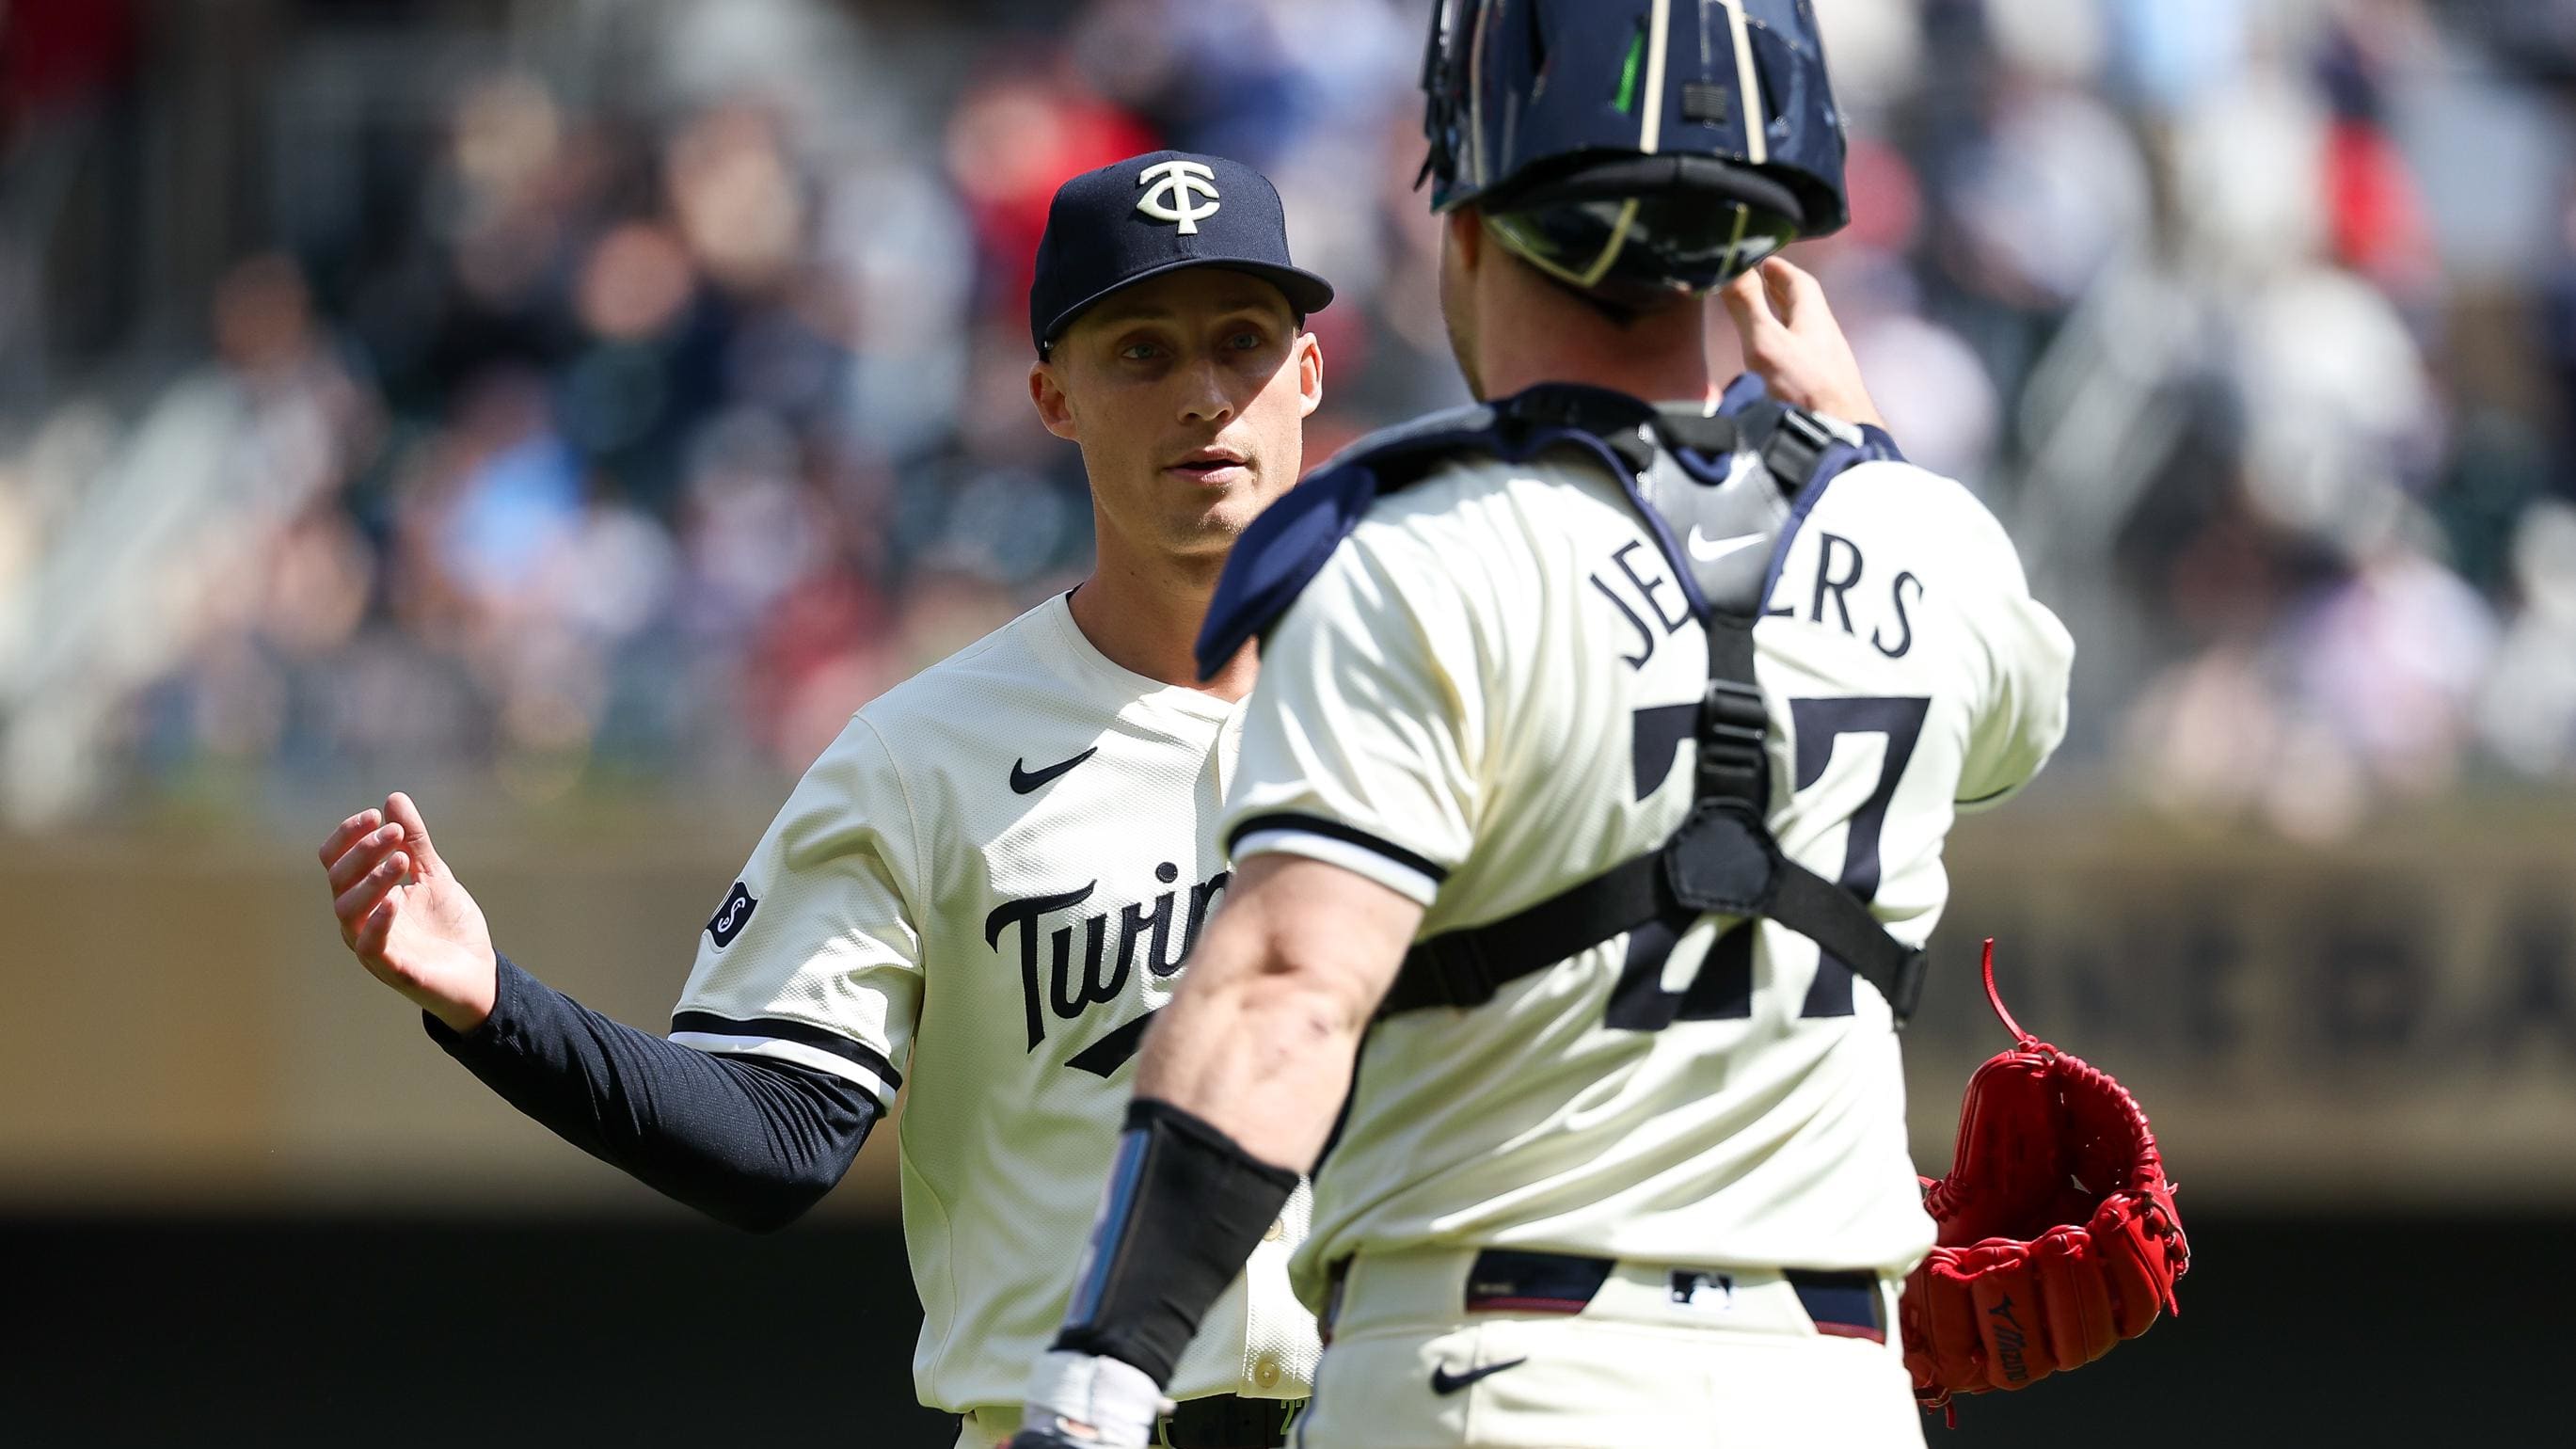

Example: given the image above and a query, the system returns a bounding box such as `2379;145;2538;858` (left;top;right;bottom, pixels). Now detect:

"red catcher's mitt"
1901;941;2189;1414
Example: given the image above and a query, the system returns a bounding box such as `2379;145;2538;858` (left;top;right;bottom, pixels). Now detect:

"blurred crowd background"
3;0;2575;837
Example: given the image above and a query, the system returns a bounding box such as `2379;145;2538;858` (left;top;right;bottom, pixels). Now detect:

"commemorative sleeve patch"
706;881;759;947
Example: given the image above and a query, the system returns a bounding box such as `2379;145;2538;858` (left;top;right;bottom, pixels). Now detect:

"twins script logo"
1136;159;1221;234
986;862;1232;1056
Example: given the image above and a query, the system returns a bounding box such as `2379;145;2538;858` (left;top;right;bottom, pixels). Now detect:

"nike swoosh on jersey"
1686;527;1766;562
1009;747;1100;794
1430;1357;1528;1395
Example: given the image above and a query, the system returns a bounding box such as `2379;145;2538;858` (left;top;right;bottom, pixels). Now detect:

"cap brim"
1040;259;1336;353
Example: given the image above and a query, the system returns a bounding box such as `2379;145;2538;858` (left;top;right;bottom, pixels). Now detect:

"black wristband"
1053;1097;1299;1386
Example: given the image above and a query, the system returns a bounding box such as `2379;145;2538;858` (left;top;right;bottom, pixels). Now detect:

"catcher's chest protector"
1195;379;1926;1023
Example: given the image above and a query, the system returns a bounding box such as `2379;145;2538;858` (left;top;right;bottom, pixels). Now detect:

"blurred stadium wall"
5;0;2575;1443
8;803;2575;1215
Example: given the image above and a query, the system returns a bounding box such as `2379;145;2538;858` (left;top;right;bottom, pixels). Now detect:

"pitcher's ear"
1031;360;1079;442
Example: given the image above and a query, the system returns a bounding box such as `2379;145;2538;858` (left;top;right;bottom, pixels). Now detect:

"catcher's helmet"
1420;0;1851;303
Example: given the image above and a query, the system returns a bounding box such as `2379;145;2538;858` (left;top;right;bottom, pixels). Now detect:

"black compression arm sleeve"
423;955;878;1233
1054;1098;1301;1385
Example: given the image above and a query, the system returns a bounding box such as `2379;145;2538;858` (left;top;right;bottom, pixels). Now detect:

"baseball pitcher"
320;151;1336;1449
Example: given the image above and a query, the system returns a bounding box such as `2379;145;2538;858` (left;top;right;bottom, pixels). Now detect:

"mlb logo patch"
707;881;758;947
1670;1270;1735;1310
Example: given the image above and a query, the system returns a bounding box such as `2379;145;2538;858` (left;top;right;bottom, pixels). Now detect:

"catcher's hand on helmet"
1901;941;2190;1414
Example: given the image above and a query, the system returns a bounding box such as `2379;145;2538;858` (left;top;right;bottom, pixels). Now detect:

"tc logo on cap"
1136;159;1222;234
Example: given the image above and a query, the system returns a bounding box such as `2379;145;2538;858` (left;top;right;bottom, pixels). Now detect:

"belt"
963;1395;1295;1449
1468;1248;1885;1341
1159;1393;1296;1448
1328;1247;1890;1345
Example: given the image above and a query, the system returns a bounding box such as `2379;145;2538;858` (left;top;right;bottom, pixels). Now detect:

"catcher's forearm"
1129;931;1371;1174
425;955;878;1232
1131;853;1408;1170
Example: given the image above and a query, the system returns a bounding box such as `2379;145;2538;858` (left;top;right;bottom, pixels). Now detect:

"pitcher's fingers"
383;791;446;879
326;823;406;894
357;895;401;960
318;809;386;869
335;850;410;935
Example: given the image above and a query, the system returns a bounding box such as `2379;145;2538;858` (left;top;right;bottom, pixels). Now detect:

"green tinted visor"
1486;192;1800;298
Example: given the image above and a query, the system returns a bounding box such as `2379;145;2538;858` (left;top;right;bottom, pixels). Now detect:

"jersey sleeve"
1221;529;1485;906
667;714;924;1107
1952;515;2075;813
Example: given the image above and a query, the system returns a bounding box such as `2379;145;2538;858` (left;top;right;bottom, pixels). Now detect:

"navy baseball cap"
1030;150;1335;356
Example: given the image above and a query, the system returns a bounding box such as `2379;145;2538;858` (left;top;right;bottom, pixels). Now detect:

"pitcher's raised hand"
319;791;498;1032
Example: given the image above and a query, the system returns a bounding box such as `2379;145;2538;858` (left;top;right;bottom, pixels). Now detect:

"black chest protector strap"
1377;397;1929;1027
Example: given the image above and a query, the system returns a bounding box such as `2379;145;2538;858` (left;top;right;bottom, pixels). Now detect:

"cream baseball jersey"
1221;438;2073;1308
669;594;1318;1412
